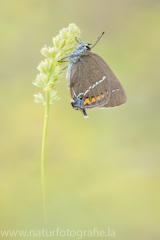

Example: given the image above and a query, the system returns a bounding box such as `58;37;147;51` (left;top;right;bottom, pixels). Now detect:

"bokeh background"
0;0;160;239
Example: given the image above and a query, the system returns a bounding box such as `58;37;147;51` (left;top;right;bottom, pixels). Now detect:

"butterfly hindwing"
69;51;126;110
70;51;111;109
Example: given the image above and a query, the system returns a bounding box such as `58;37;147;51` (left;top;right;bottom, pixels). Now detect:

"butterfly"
60;32;127;118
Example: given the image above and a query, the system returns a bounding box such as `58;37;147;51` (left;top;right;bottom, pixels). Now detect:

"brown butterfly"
60;32;127;118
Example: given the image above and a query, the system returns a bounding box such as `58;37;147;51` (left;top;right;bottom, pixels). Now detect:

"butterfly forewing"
91;52;127;107
88;51;127;107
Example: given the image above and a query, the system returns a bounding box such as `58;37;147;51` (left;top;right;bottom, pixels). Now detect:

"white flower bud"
62;44;73;52
60;28;68;39
34;92;45;104
68;23;79;34
53;35;61;49
66;35;77;45
58;39;66;49
41;59;50;72
41;46;57;58
50;90;60;104
32;73;46;88
44;81;54;91
53;65;63;77
55;51;64;61
37;59;53;74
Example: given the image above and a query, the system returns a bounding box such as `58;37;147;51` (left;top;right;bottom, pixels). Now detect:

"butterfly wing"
68;51;127;110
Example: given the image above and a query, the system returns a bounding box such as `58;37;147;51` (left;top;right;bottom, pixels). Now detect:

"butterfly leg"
62;66;68;70
59;56;70;61
81;109;89;118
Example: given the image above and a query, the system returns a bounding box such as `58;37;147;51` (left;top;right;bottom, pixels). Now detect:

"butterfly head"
71;97;89;118
76;43;91;51
69;43;91;63
69;32;105;63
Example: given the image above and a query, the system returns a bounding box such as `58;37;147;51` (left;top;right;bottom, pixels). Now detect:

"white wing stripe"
77;76;106;97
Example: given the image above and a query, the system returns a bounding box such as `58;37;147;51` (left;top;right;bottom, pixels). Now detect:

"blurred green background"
0;0;160;239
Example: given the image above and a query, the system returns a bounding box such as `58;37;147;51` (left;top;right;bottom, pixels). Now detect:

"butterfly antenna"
75;37;81;44
90;31;105;49
80;38;84;44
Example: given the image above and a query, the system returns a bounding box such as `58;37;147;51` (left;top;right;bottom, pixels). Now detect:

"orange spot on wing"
101;93;104;97
84;98;90;106
96;95;100;100
91;97;96;103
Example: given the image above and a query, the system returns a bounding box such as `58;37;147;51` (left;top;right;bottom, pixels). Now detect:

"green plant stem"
41;90;50;226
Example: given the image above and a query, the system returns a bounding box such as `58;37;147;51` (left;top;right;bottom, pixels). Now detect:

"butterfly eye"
86;45;90;50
